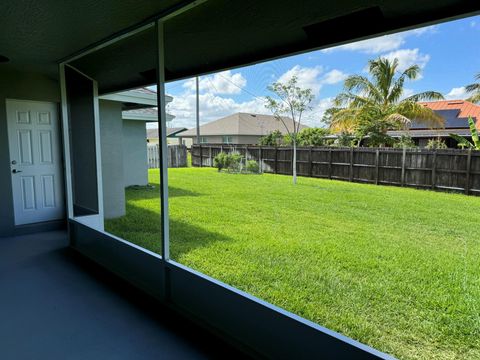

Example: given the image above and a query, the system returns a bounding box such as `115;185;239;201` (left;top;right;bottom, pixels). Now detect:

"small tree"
259;130;284;146
266;76;314;184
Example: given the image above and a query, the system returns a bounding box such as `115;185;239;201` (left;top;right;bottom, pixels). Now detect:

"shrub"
426;138;448;149
297;127;330;146
334;132;356;147
393;135;417;149
246;160;260;173
213;152;229;171
227;152;242;172
259;130;283;146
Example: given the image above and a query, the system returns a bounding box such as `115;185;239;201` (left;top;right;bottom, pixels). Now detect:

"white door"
6;100;65;225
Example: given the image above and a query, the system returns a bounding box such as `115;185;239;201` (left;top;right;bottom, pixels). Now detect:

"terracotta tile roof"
419;100;480;130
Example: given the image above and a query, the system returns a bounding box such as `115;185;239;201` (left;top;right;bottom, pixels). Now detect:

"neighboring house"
98;88;174;218
147;127;190;146
179;112;308;145
388;100;480;148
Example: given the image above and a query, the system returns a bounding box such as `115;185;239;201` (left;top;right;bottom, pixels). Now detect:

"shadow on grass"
105;201;231;259
125;185;203;201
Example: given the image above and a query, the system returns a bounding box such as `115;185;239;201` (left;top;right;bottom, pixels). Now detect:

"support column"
156;20;170;261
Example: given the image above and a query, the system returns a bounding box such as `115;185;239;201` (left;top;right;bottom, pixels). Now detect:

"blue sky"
164;15;480;129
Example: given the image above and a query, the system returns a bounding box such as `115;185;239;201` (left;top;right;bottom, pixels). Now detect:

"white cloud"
167;92;267;128
471;21;477;28
183;70;247;95
446;86;469;100
325;34;405;54
321;69;348;85
409;25;438;36
301;97;334;127
401;88;415;100
277;65;324;94
322;25;437;54
381;48;430;76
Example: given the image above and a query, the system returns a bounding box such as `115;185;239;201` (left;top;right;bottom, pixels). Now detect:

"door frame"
5;98;66;227
59;64;104;231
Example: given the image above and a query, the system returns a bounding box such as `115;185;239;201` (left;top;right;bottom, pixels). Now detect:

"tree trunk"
292;139;297;185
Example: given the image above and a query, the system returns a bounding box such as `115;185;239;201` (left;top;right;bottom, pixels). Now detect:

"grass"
106;168;480;359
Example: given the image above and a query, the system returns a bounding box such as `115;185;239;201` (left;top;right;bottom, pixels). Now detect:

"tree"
259;130;284;146
328;57;444;146
266;76;314;184
465;73;480;104
296;127;330;146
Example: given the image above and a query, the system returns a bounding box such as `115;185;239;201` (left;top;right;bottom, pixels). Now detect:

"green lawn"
106;168;480;360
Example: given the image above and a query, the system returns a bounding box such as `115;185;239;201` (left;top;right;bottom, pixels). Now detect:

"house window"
223;136;233;144
200;136;208;144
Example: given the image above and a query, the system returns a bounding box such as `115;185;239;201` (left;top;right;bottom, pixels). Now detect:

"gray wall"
99;100;126;219
0;68;60;237
123;120;148;187
190;135;261;145
235;135;261;145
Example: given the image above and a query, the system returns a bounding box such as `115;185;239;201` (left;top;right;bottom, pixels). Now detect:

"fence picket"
190;145;479;196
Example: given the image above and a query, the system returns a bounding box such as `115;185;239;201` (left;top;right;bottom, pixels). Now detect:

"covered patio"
1;0;479;358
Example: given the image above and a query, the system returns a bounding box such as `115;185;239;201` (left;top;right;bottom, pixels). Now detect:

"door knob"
12;169;22;174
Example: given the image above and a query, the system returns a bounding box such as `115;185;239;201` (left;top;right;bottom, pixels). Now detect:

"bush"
259;130;283;146
426;138;448;149
246;160;260;173
228;152;242;172
213;152;243;172
213;152;229;171
297;127;330;146
393;135;417;149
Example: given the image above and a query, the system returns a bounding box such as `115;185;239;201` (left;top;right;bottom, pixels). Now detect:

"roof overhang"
100;90;173;106
1;1;479;93
122;112;175;123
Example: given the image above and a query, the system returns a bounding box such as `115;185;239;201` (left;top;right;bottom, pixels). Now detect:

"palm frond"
469;117;480;149
467;93;480;104
343;75;384;104
329;108;360;133
396;101;445;128
465;83;480;93
449;133;474;149
385;113;411;128
404;91;444;102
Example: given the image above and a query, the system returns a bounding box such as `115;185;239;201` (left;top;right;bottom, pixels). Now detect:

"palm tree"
328;58;444;145
465;73;480;104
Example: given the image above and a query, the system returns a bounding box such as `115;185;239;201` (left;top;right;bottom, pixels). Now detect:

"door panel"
6;100;65;225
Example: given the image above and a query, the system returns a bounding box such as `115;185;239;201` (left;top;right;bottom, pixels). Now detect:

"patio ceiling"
1;0;479;93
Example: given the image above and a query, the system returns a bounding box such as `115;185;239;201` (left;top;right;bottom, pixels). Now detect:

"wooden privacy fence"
147;144;187;168
191;145;480;196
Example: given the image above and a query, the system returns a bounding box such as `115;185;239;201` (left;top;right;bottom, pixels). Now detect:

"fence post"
466;148;472;195
309;147;313;177
259;147;263;173
401;147;406;186
328;148;332;179
199;145;203;167
349;147;354;182
209;146;212;167
431;151;437;190
274;147;278;174
375;149;380;185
